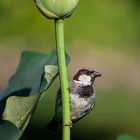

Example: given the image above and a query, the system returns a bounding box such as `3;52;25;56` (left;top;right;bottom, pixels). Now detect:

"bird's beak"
93;71;102;77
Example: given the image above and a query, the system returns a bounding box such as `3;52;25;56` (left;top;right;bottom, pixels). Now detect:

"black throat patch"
78;85;94;98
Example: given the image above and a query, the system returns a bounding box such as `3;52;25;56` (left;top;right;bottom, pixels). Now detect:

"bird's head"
73;68;101;86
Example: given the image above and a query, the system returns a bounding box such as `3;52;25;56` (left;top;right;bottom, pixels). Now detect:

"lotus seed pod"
34;0;79;19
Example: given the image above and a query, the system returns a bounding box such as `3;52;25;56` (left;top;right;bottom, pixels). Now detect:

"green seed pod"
34;0;79;19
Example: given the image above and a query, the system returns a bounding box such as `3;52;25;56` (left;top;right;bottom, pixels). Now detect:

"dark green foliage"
0;121;21;140
0;50;70;140
117;134;138;140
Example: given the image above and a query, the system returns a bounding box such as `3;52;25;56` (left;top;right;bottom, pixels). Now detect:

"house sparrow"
47;68;101;131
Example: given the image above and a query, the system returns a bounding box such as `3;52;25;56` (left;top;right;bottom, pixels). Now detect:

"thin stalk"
54;19;71;140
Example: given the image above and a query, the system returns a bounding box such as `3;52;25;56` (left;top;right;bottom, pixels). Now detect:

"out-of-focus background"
0;0;140;140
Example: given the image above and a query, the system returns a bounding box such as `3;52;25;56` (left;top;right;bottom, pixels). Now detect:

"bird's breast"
70;93;95;121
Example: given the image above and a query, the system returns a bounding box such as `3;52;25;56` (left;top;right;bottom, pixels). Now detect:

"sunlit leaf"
38;50;70;92
44;65;58;84
2;95;39;132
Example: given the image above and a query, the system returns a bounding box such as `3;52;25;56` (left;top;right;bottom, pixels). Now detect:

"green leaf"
0;50;70;140
2;95;39;132
116;134;138;140
0;50;70;117
44;65;58;83
0;51;48;122
0;50;70;99
0;51;48;100
38;50;70;92
0;121;21;140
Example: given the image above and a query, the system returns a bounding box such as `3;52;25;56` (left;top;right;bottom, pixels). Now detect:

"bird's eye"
86;71;92;75
89;71;95;75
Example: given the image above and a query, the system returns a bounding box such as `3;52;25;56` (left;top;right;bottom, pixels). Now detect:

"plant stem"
54;19;71;140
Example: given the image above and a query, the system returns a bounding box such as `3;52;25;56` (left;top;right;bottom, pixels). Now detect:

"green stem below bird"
54;19;71;140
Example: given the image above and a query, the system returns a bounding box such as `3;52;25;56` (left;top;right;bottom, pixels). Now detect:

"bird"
47;68;101;131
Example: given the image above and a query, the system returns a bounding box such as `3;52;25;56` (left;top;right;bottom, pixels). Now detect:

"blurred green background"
0;0;140;140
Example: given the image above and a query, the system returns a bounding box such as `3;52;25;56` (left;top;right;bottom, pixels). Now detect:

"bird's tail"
46;117;59;132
